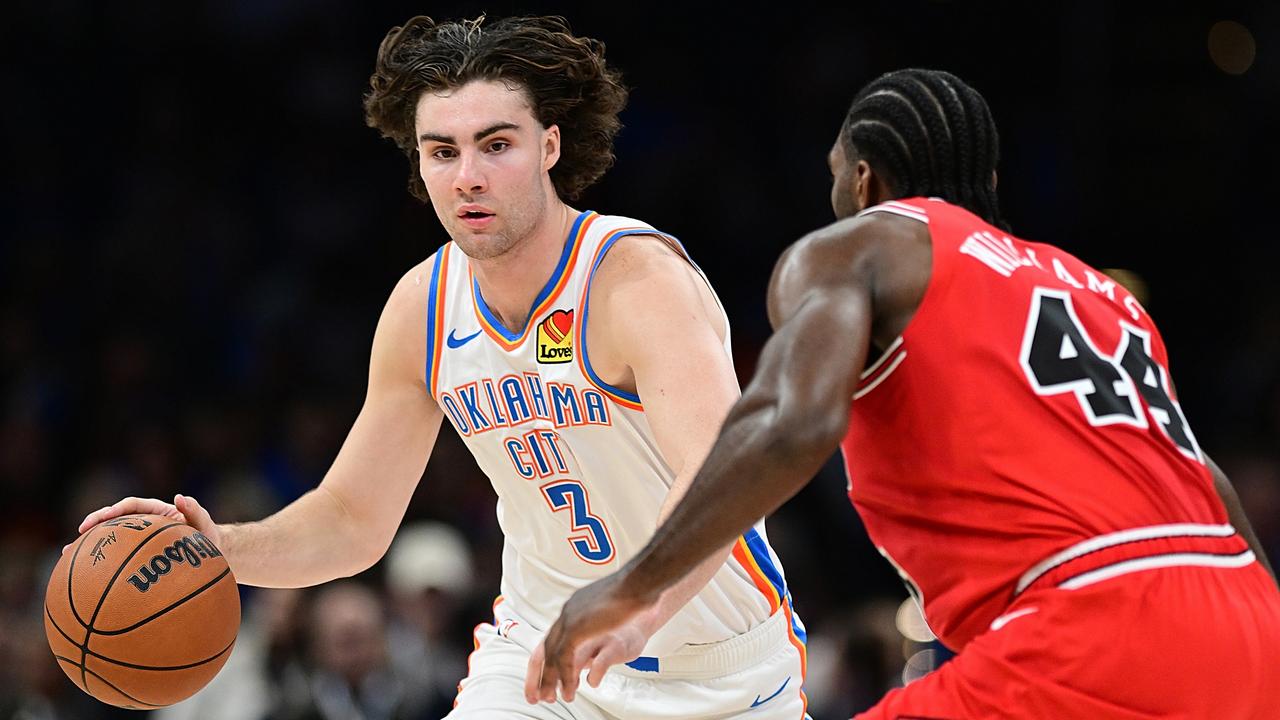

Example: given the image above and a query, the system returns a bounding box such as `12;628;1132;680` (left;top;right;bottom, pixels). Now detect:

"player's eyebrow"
419;122;521;145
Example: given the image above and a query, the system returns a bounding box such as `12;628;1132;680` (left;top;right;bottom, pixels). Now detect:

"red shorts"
857;561;1280;719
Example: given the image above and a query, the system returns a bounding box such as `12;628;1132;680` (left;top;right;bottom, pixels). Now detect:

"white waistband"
1016;523;1239;595
612;603;794;680
497;602;795;681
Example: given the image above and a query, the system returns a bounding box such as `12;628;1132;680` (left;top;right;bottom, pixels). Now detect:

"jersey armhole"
573;229;656;410
424;243;453;398
575;228;732;411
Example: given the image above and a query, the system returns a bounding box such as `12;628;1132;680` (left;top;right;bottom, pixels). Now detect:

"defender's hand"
524;573;655;704
66;494;220;553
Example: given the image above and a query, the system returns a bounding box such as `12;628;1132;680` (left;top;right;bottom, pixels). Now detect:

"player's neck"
470;202;578;331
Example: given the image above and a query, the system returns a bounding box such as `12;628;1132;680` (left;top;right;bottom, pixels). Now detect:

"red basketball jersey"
841;197;1236;651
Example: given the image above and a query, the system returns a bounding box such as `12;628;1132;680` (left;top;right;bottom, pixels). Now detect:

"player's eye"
487;140;510;153
429;147;457;160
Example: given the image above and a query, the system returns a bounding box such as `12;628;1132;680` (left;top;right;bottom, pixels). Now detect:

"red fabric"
842;198;1229;651
855;563;1280;719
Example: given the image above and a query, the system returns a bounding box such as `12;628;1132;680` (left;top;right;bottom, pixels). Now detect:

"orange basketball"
44;514;240;709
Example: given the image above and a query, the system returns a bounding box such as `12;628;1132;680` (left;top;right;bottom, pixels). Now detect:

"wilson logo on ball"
125;534;224;593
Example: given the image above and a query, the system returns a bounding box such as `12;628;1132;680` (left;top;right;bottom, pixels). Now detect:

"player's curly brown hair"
364;15;628;203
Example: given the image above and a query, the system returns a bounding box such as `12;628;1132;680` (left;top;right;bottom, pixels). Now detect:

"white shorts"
446;601;810;720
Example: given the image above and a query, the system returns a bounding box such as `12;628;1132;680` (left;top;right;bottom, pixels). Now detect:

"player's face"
415;80;561;260
828;137;861;219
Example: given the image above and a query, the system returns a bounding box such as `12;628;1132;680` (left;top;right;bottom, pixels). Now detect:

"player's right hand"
525;570;654;704
65;494;220;554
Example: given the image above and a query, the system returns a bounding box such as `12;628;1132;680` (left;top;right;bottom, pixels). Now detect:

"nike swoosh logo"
989;607;1038;632
750;676;790;708
446;329;482;349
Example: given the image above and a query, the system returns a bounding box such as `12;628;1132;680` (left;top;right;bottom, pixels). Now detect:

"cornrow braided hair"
364;15;628;202
842;69;1007;229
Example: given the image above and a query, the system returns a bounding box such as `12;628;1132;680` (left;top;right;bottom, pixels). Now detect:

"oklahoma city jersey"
423;210;805;658
842;198;1246;652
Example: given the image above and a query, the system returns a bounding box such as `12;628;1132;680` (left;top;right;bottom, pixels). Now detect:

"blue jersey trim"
578;229;681;405
625;656;660;672
743;528;807;644
424;247;447;392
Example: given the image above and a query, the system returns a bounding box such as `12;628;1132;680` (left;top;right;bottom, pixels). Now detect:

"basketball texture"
44;514;240;709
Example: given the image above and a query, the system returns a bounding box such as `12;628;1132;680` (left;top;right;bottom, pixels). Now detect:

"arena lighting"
1208;20;1256;75
903;649;939;685
1101;268;1150;307
895;596;937;643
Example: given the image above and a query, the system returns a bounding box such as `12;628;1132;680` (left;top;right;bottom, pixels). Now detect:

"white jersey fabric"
423;210;804;660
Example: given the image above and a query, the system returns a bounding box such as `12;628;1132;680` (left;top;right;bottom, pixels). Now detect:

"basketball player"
73;15;809;720
531;69;1280;718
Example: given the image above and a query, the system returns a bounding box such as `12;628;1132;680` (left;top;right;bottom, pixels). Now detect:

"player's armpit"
1205;453;1277;586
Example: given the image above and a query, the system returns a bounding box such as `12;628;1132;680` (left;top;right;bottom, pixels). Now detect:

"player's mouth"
458;205;496;229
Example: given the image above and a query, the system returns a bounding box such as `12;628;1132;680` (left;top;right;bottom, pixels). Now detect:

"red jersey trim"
1059;549;1255;590
857;200;930;224
1016;523;1245;595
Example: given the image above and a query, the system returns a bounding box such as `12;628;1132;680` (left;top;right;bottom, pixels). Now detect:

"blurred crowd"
3;2;1278;719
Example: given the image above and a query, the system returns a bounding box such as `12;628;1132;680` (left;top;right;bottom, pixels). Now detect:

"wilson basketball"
44;514;240;709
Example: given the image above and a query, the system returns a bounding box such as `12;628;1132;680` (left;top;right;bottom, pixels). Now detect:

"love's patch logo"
537;309;574;364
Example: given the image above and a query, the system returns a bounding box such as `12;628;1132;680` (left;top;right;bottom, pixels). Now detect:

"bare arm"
531;218;896;702
523;236;745;692
77;262;443;587
1206;454;1277;586
602;238;742;635
616;230;875;600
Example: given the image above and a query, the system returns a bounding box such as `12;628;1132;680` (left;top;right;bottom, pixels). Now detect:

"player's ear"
543;124;561;172
856;160;878;209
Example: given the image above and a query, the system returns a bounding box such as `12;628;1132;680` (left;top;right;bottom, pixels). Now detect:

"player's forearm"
622;391;841;602
638;487;735;635
640;549;733;635
216;485;376;588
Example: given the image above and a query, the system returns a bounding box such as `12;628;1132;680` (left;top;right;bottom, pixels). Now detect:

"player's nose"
454;151;487;195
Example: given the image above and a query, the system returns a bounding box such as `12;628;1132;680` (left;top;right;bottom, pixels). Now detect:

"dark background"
3;2;1277;718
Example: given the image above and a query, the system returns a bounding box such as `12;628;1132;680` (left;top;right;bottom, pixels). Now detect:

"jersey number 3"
540;481;615;564
1020;288;1200;461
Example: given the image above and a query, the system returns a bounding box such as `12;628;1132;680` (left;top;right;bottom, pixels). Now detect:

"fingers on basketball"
46;514;240;708
174;495;211;531
78;498;180;534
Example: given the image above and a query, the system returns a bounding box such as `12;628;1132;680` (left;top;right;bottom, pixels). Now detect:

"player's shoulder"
783;205;927;281
586;211;660;236
379;251;444;329
391;251;442;299
587;212;688;282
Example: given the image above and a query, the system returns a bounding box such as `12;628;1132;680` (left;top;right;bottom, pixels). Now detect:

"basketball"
44;514;240;709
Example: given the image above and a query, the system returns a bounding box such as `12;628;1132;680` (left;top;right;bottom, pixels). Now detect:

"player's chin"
455;233;515;261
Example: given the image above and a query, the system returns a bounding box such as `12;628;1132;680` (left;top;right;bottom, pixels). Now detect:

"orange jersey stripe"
429;243;452;396
783;600;808;681
732;537;782;613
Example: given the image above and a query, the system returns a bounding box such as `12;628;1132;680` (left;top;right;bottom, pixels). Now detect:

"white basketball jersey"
423;211;804;656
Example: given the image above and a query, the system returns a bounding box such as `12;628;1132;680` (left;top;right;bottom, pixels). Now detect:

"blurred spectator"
384;523;472;720
281;582;407;720
806;600;903;719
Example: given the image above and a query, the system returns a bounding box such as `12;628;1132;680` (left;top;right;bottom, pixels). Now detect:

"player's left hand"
524;572;655;704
